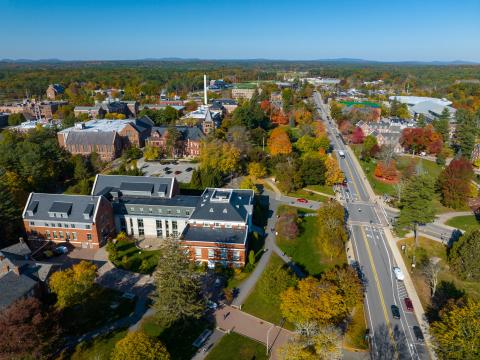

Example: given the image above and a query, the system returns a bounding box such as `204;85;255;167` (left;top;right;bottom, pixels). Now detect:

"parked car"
174;170;182;175
185;167;193;172
413;326;424;342
297;198;308;203
391;304;400;319
393;267;405;281
404;297;414;312
54;245;69;255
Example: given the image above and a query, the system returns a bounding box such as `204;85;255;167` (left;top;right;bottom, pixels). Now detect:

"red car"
404;297;414;312
296;198;308;203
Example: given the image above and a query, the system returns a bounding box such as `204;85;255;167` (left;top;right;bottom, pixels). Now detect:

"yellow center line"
360;225;398;357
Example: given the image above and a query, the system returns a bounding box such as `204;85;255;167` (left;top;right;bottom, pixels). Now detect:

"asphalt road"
313;92;428;360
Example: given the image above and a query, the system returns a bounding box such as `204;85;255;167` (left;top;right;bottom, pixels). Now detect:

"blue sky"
1;0;479;61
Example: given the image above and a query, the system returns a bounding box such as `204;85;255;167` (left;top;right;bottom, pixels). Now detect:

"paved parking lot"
137;158;199;183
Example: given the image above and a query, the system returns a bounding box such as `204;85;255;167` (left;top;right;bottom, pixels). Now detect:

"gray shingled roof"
150;126;205;141
182;226;247;245
0;271;37;310
0;242;31;261
92;175;176;199
189;188;254;222
65;130;117;146
23;193;100;224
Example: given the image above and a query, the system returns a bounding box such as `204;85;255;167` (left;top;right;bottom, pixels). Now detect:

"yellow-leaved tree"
325;155;345;185
111;330;170;360
267;127;292;156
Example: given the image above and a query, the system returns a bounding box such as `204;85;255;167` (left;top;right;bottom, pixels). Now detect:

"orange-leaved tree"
268;127;292;155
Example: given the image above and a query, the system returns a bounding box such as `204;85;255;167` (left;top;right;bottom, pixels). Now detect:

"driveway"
137;158;198;183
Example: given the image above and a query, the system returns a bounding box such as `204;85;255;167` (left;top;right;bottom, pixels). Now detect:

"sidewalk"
434;210;472;224
215;305;294;360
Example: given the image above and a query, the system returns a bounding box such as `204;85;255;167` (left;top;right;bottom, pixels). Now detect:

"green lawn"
287;189;329;202
70;329;127;360
141;316;211;360
109;239;161;273
397;236;480;309
242;253;290;326
304;184;335;196
206;333;268;360
276;208;347;276
446;215;480;231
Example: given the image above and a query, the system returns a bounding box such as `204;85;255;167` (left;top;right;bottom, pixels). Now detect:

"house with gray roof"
146;125;204;158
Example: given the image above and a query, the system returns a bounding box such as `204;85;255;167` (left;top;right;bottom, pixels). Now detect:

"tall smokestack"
204;74;207;105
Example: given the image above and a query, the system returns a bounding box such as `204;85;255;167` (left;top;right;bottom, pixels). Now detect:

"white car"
393;267;405;281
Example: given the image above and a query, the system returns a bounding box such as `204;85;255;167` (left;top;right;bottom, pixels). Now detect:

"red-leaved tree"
351;127;365;144
438;158;474;209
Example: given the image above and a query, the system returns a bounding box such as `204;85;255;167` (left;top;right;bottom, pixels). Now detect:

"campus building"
23;175;254;267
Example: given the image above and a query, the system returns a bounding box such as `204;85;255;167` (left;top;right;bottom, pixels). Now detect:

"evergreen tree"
455;109;476;158
433;108;450;143
396;175;436;250
449;228;480;281
417;114;426;128
153;238;205;326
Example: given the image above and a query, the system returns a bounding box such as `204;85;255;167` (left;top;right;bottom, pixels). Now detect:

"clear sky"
1;0;479;62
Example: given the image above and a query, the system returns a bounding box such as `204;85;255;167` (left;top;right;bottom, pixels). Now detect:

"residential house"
23;193;115;249
73;100;139;119
46;84;65;100
146;125;204;158
0;241;55;310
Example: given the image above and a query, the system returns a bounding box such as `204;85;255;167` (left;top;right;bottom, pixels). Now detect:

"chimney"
204;74;208;105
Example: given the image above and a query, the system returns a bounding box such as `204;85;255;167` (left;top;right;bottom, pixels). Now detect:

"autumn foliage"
400;125;443;155
268;127;292;155
374;160;398;182
351;127;365;144
438;158;474;209
325;155;345;185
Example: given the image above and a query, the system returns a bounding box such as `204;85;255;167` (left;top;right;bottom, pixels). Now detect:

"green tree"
316;201;347;260
111;330;170;360
299;154;326;186
49;261;97;309
449;228;480;281
0;179;22;247
153;238;205;326
417;114;427;128
430;298;480;360
165;126;181;158
7;113;25;126
433;108;450;143
396;175;436;250
248;250;255;266
323;266;363;310
73;155;90;181
455;109;476;158
275;159;303;193
144;145;160;161
282;88;294;113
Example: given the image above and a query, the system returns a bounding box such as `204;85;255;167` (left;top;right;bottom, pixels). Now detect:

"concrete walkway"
435;210;473;224
304;187;336;199
215;305;294;360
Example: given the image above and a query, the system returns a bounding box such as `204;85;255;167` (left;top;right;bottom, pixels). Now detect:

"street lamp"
266;324;275;355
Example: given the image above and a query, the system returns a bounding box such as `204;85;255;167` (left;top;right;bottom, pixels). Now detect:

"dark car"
391;305;400;319
404;297;414;312
413;326;424;342
174;170;182;175
185;167;193;172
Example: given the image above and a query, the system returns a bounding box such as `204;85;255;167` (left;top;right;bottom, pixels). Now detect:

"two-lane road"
313;92;429;359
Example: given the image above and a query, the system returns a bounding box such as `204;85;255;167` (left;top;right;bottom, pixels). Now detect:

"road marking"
359;226;398;357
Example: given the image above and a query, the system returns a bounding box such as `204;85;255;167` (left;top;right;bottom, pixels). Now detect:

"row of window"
194;248;241;261
45;230;92;241
30;221;91;230
128;207;190;216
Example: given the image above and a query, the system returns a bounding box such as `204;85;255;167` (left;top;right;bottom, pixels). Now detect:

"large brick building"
57;116;154;160
23;175;254;267
23;193;115;249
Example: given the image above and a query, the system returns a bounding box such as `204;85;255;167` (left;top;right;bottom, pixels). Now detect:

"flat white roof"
389;96;452;106
58;119;133;134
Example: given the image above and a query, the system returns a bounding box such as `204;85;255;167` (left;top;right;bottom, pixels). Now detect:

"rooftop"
181;225;248;245
0;271;37;310
92;174;176;199
389;96;452;107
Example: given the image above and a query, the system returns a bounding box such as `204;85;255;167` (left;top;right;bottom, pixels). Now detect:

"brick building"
46;84;65;100
145;126;204;158
23;193;115;249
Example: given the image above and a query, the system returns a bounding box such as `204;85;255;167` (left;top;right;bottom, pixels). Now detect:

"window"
215;222;221;228
130;207;135;211
130;218;133;228
225;223;232;228
172;221;177;230
64;223;68;228
137;219;144;228
208;249;215;259
158;208;162;213
156;229;163;238
72;232;77;240
85;225;91;230
195;248;202;258
45;231;51;239
203;222;210;228
149;208;153;214
176;209;181;214
30;221;35;226
232;250;241;261
120;218;126;227
71;224;75;229
167;209;172;215
57;223;62;228
156;220;162;229
59;231;64;239
165;222;169;230
139;228;144;236
87;233;92;241
173;230;178;238
44;222;49;227
139;208;144;213
53;231;57;239
186;210;190;216
220;249;228;259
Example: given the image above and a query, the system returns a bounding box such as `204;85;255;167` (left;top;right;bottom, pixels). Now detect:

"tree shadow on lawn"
425;280;465;322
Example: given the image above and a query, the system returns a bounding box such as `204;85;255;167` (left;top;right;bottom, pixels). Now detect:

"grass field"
110;239;161;273
397;236;480;309
276;208;347;276
70;329;127;360
288;189;330;202
446;215;480;231
242;253;289;325
304;184;335;196
205;333;268;360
